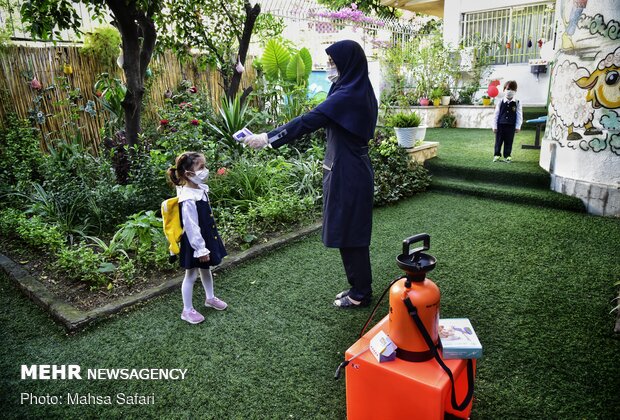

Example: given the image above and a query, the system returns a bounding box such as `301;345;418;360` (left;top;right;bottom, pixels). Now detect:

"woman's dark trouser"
339;247;372;301
494;124;516;158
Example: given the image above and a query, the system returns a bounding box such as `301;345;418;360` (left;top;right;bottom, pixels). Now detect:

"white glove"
244;133;269;149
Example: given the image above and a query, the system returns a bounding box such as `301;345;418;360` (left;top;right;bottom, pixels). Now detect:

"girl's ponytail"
167;152;203;186
167;165;181;185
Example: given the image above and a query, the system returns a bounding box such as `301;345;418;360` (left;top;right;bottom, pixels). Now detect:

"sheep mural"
548;45;620;153
549;60;597;143
575;47;620;110
541;0;619;216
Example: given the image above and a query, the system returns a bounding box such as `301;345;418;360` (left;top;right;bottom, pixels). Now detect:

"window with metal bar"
460;2;555;65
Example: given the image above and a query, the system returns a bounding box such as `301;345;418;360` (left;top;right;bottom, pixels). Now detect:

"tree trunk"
107;0;157;148
226;1;260;100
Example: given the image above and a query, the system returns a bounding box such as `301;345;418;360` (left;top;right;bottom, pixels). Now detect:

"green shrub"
54;245;108;285
370;135;431;206
111;210;165;254
252;192;315;229
386;112;422;128
0;208;24;237
0;115;43;189
457;85;479;105
439;113;457;128
15;215;65;253
80;26;121;67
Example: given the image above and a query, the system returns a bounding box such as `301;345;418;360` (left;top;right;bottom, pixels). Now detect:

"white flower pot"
441;96;451;106
394;126;426;148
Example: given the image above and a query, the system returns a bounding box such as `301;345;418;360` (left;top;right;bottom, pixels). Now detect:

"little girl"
167;152;228;324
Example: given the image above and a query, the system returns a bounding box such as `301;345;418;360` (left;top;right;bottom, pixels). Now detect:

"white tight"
181;268;214;311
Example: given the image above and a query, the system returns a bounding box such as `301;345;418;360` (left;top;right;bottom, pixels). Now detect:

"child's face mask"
188;168;209;185
327;66;339;83
505;90;516;100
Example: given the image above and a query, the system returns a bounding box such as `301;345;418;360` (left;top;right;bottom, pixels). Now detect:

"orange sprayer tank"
389;234;440;362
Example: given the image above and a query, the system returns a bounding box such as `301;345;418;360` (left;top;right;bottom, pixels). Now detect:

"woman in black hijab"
245;40;378;308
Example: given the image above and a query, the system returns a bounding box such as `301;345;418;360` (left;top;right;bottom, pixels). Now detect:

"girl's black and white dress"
177;185;227;269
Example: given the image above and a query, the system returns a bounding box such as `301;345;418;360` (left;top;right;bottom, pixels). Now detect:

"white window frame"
460;2;556;65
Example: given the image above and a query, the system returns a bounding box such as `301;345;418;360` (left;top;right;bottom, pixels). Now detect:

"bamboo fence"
0;45;257;154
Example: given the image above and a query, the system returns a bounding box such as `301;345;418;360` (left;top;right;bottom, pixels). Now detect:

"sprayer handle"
402;233;430;257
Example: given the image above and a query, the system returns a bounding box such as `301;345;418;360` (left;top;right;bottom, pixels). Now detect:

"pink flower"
190;119;199;125
30;78;42;90
216;167;228;176
160;119;169;126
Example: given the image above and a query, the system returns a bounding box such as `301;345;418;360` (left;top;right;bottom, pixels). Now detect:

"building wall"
443;0;554;106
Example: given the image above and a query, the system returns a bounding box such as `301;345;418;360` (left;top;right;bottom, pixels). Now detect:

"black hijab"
315;40;378;140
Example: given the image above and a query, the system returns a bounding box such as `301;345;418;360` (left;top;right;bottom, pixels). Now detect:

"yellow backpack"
161;197;183;259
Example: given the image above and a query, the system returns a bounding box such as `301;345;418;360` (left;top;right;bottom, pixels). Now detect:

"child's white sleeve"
181;200;210;258
492;102;500;131
516;101;523;130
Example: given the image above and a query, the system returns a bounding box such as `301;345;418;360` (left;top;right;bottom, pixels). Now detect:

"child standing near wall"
167;152;228;324
492;80;523;162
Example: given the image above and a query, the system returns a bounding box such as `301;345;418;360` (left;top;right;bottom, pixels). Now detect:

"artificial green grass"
424;128;586;214
425;128;549;187
432;177;585;212
1;191;619;419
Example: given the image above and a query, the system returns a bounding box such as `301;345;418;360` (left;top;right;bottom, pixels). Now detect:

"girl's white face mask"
327;66;339;83
505;90;516;100
188;168;209;185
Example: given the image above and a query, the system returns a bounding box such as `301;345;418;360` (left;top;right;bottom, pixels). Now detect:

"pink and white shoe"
181;308;205;324
205;297;228;311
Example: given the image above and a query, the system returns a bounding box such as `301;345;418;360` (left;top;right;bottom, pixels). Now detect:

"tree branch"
219;0;242;41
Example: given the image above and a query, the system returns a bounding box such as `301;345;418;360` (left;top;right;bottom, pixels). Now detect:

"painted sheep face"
576;65;620;109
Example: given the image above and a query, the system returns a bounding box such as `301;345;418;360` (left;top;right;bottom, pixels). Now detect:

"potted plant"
440;85;452;106
481;95;492;106
419;95;430;106
431;87;443;106
386;111;426;148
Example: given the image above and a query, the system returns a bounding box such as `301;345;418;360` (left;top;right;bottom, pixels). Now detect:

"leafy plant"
15;214;66;253
207;94;255;158
386;112;422;128
439;113;457;128
370;133;431;206
457;84;479;105
24;182;91;238
0;114;43;189
94;72;127;136
262;39;291;81
431;87;444;100
111;210;165;254
80;25;121;67
54;245;108;286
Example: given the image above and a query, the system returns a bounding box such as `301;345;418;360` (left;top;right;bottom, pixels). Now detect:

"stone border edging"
0;221;322;333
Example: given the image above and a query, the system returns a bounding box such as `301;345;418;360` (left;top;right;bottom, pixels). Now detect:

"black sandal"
333;295;371;308
335;289;350;299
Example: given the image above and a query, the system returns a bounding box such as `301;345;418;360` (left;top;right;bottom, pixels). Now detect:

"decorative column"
540;0;620;216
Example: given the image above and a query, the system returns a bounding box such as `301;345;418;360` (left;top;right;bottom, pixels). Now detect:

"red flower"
160;119;169;126
190;119;199;125
216;167;228;176
188;86;197;93
95;90;103;97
